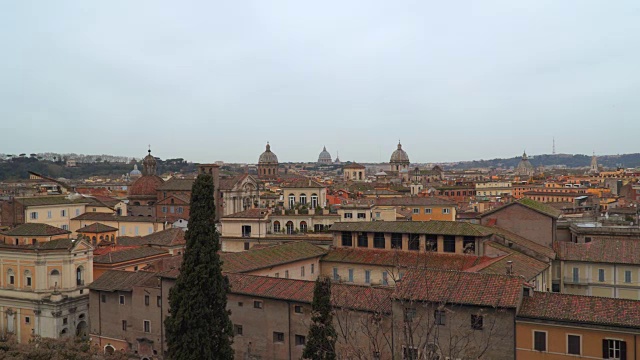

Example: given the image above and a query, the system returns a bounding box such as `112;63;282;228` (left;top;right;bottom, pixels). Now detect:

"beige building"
70;212;167;237
337;203;374;222
20;195;91;231
475;181;513;198
0;238;93;343
281;178;327;210
343;163;366;182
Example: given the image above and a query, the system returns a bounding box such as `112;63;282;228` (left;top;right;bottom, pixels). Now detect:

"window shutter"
620;341;627;360
602;339;609;359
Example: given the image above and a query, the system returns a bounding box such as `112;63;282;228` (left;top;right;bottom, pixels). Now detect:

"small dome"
258;142;278;164
390;141;410;164
130;164;142;178
318;146;332;164
128;175;164;198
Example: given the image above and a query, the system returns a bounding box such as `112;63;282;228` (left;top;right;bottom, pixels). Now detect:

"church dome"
130;164;142;179
142;149;157;176
390;141;410;164
258;142;278;164
128;175;164;198
515;151;535;176
317;146;332;164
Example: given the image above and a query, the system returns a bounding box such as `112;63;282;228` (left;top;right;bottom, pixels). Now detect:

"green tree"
303;276;337;360
165;173;234;360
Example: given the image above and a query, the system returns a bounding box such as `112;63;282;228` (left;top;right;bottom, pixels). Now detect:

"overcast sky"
1;1;639;164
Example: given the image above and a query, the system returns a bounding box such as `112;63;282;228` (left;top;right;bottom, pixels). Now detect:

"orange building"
0;223;71;245
76;222;118;246
517;291;640;359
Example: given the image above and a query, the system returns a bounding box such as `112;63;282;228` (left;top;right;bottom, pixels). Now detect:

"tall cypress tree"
165;173;234;359
303;276;337;360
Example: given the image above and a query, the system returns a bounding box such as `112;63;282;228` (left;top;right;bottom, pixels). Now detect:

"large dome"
318;146;332;164
515;151;535;176
128;175;164;198
390;141;410;164
258;142;278;164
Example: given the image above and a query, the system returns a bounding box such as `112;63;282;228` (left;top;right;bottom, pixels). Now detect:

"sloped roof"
222;208;269;219
93;247;168;264
469;242;550;281
157;178;195;191
554;238;640;265
77;223;118;234
322;248;492;271
394;268;524;308
375;197;455;206
221;241;327;273
88;270;158;292
117;228;186;247
487;226;557;260
72;212;159;223
479;198;562;219
518;291;640;329
1;223;70;236
281;178;325;189
329;221;493;237
16;196;91;207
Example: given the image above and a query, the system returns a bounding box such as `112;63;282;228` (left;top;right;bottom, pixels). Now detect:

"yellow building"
18;196;91;231
475;181;513;198
70;212;167;237
375;197;456;221
0;238;92;343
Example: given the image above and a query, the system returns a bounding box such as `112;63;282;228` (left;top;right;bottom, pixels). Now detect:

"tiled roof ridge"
463;254;510;273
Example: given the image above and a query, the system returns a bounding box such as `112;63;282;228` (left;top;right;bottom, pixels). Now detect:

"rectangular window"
25;316;30;324
285;270;289;279
61;225;69;230
119;295;125;305
567;334;581;355
234;324;243;336
295;335;306;346
604;339;626;360
121;226;125;234
585;236;592;243
599;269;605;282
357;233;368;247
47;211;52;219
75;209;80;216
9;275;15;285
471;315;483;330
425;234;437;251
625;270;632;283
311;264;315;274
412;208;419;214
365;270;371;284
143;320;150;333
424;208;432;214
144;295;150;306
403;346;418;360
63;317;67;325
434;310;446;325
391;233;403;249
162;206;167;213
404;308;416;322
341;232;353;247
442;208;451;214
344;212;353;219
382;271;388;285
26;276;31;287
134;226;139;235
30;212;38;220
241;225;251;237
443;235;456;253
122;320;127;331
157;296;161;307
373;232;385;249
300;266;305;277
273;332;285;343
533;331;546;351
348;269;354;282
375;212;380;218
572;268;579;282
148;227;153;234
357;212;366;219
294;305;303;314
101;294;106;303
333;268;339;281
408;234;419;251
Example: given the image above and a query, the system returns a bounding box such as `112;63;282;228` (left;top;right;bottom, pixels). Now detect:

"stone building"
343;163;366;181
257;142;279;180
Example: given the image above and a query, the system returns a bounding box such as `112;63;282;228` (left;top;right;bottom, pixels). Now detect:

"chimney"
506;260;513;275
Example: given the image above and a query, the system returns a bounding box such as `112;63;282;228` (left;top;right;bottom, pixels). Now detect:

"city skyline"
2;1;639;163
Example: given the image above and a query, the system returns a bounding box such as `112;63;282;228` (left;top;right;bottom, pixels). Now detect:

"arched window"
311;194;318;208
273;221;281;233
99;235;104;241
104;345;115;355
49;270;60;289
76;266;84;286
24;270;32;288
286;221;294;235
7;269;15;286
300;221;307;233
92;236;96;245
288;194;295;209
299;193;307;205
111;234;115;241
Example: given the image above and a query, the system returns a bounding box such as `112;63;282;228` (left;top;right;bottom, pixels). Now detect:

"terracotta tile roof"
329;221;493;237
281;178;325;189
1;223;71;236
219;175;248;191
479;198;562;219
93;247;168;264
227;273;392;313
487;226;557;260
554;238;640;265
518;291;640;329
375;197;456;206
139;228;186;246
88;270;158;292
77;222;118;234
16;195;91;207
221;241;327;273
222;208;269;219
394;268;524;308
72;212;159;223
36;238;77;250
322;248;492;271
469;242;550;281
93;244;140;256
157;178;195;191
343;163;366;169
142;254;183;272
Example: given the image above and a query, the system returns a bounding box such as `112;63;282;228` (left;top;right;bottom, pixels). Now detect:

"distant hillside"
449;153;640;170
